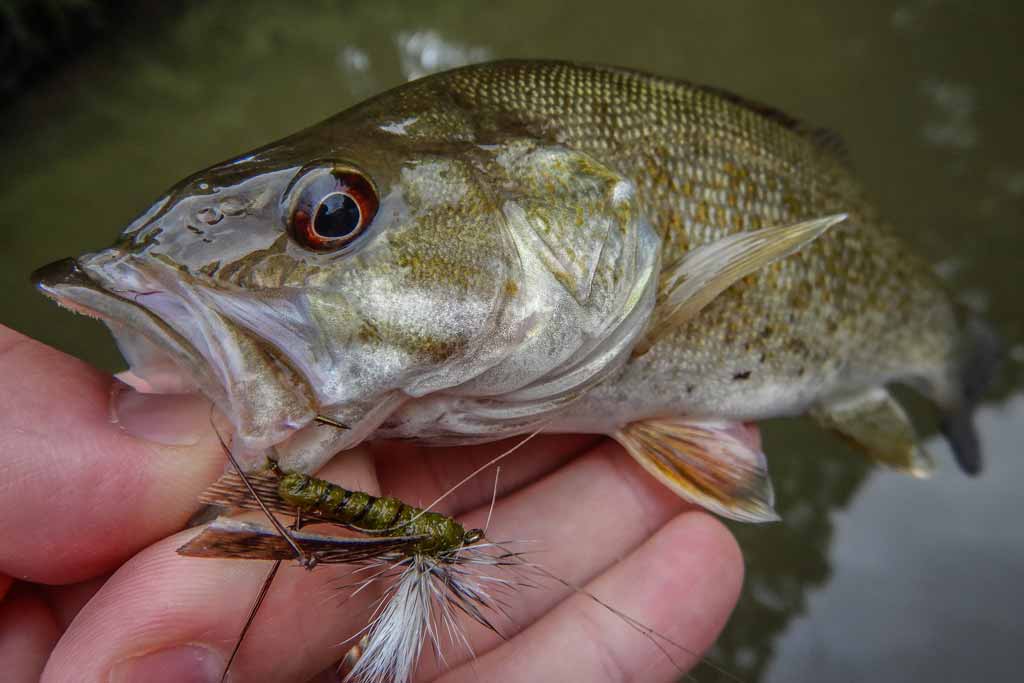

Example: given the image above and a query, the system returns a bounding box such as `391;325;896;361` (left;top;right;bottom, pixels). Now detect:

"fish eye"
289;166;378;251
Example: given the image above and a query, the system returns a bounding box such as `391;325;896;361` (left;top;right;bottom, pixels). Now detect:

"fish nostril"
220;198;246;216
197;207;224;225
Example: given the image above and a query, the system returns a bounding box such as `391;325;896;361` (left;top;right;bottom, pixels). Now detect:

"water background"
2;2;1021;680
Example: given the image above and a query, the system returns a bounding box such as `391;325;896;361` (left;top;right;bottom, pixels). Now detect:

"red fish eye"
291;169;377;251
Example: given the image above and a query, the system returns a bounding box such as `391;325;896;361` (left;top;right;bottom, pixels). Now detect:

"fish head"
32;82;660;468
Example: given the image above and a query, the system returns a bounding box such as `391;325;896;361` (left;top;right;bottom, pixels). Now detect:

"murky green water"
2;1;1021;680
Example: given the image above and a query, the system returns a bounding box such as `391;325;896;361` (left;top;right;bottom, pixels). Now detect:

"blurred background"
2;1;1022;681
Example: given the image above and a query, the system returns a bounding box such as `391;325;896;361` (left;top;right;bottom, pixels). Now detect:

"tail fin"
939;314;1002;475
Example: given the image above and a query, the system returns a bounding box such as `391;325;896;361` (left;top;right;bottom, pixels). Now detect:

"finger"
439;511;743;683
43;450;385;683
413;439;698;679
44;439;685;683
41;574;110;632
0;586;61;682
0;325;225;584
373;433;600;517
43;538;370;683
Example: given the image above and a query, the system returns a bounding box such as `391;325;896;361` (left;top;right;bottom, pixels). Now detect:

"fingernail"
111;382;212;447
114;370;154;392
109;644;225;683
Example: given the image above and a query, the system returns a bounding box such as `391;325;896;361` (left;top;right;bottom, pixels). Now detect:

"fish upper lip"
31;257;94;290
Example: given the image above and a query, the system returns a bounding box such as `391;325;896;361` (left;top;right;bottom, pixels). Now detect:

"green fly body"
194;469;483;558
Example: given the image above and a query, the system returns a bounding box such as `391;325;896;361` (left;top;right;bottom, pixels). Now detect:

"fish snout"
30;257;92;291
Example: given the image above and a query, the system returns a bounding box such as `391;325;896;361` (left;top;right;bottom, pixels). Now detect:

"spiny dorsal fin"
686;81;851;166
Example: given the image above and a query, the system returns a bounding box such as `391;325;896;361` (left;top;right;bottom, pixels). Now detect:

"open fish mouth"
30;255;319;452
31;257;206;390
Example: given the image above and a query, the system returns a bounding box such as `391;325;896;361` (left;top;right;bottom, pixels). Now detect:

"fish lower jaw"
40;288;110;322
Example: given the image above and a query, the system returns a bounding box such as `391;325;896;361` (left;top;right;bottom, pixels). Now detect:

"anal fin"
613;417;779;523
811;387;934;478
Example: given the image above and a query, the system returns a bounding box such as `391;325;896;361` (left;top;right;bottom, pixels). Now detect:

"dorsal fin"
693;82;851;166
590;62;852;166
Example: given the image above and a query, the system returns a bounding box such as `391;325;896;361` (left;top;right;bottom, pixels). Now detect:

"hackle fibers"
338;542;535;683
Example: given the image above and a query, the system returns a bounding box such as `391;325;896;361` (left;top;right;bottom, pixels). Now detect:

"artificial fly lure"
179;466;532;683
179;459;744;683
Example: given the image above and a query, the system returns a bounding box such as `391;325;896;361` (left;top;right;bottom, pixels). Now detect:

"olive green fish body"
424;62;959;424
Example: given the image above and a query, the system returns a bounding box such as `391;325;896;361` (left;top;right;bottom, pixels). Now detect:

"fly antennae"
483;466;501;537
314;414;350;430
221;559;282;683
209;419;309;566
414;426;545;520
205;411;321;682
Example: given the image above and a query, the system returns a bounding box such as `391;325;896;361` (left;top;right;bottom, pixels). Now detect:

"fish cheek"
385;166;511;346
286;281;482;416
279;155;515;409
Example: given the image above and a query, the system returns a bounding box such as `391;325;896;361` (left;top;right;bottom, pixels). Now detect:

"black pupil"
314;192;361;238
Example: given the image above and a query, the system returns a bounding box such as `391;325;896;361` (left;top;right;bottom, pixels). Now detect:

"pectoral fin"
612;417;779;523
636;213;847;352
811;387;934;477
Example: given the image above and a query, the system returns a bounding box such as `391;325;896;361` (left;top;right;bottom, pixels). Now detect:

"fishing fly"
180;464;534;683
179;430;742;683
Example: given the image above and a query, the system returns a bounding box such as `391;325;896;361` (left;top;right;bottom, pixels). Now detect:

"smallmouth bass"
32;60;1000;522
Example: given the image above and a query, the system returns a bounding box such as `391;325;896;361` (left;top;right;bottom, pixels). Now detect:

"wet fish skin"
391;62;994;469
32;60;998;520
438;64;947;411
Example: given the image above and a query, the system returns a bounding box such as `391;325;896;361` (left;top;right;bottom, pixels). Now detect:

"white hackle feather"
341;543;535;683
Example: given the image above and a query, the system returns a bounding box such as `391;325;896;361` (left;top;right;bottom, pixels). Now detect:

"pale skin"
0;323;744;682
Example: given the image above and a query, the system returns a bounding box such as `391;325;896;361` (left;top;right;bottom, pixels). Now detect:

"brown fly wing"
198;471;293;516
177;519;425;563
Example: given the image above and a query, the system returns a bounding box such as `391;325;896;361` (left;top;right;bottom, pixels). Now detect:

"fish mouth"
31;255;319;452
31;257;205;387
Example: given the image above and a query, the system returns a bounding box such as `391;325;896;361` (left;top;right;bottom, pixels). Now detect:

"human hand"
0;323;743;682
